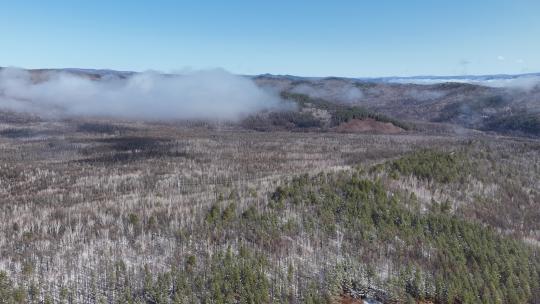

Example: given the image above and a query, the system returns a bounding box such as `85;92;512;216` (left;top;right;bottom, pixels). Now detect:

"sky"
0;0;539;77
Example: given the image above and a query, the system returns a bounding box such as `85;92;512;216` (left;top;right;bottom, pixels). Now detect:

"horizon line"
1;65;539;80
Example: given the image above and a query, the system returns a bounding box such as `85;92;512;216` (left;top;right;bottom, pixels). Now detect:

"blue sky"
0;0;538;77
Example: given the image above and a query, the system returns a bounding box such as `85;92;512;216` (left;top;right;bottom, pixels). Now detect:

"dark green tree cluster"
331;106;411;130
264;172;540;303
277;92;411;130
386;149;472;183
0;271;27;304
241;111;322;131
119;247;270;304
484;112;540;137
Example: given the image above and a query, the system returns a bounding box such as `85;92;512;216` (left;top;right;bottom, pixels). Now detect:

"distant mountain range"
252;73;540;137
3;66;539;83
361;72;540;82
1;67;539;137
254;72;540;85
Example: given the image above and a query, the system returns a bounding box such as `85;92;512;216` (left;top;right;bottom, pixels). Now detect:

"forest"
0;114;538;303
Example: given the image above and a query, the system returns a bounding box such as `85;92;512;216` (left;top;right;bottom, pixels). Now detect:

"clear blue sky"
1;0;538;77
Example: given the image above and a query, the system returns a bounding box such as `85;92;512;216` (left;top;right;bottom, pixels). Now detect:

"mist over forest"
1;1;540;303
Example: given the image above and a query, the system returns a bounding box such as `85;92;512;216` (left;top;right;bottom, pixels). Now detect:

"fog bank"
391;76;540;91
0;68;289;120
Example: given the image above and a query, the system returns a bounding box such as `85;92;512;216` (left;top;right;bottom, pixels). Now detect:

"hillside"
0;115;538;303
0;69;539;303
254;74;540;137
2;67;538;137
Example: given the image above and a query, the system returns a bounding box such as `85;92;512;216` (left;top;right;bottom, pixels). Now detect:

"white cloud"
497;55;505;61
0;67;291;120
481;76;540;90
391;76;540;91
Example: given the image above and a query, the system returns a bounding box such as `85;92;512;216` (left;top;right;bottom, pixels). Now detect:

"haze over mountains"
1;67;538;137
255;72;540;137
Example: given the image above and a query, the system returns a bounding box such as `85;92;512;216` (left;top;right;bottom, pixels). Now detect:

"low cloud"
479;76;540;91
0;67;290;120
392;76;540;91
